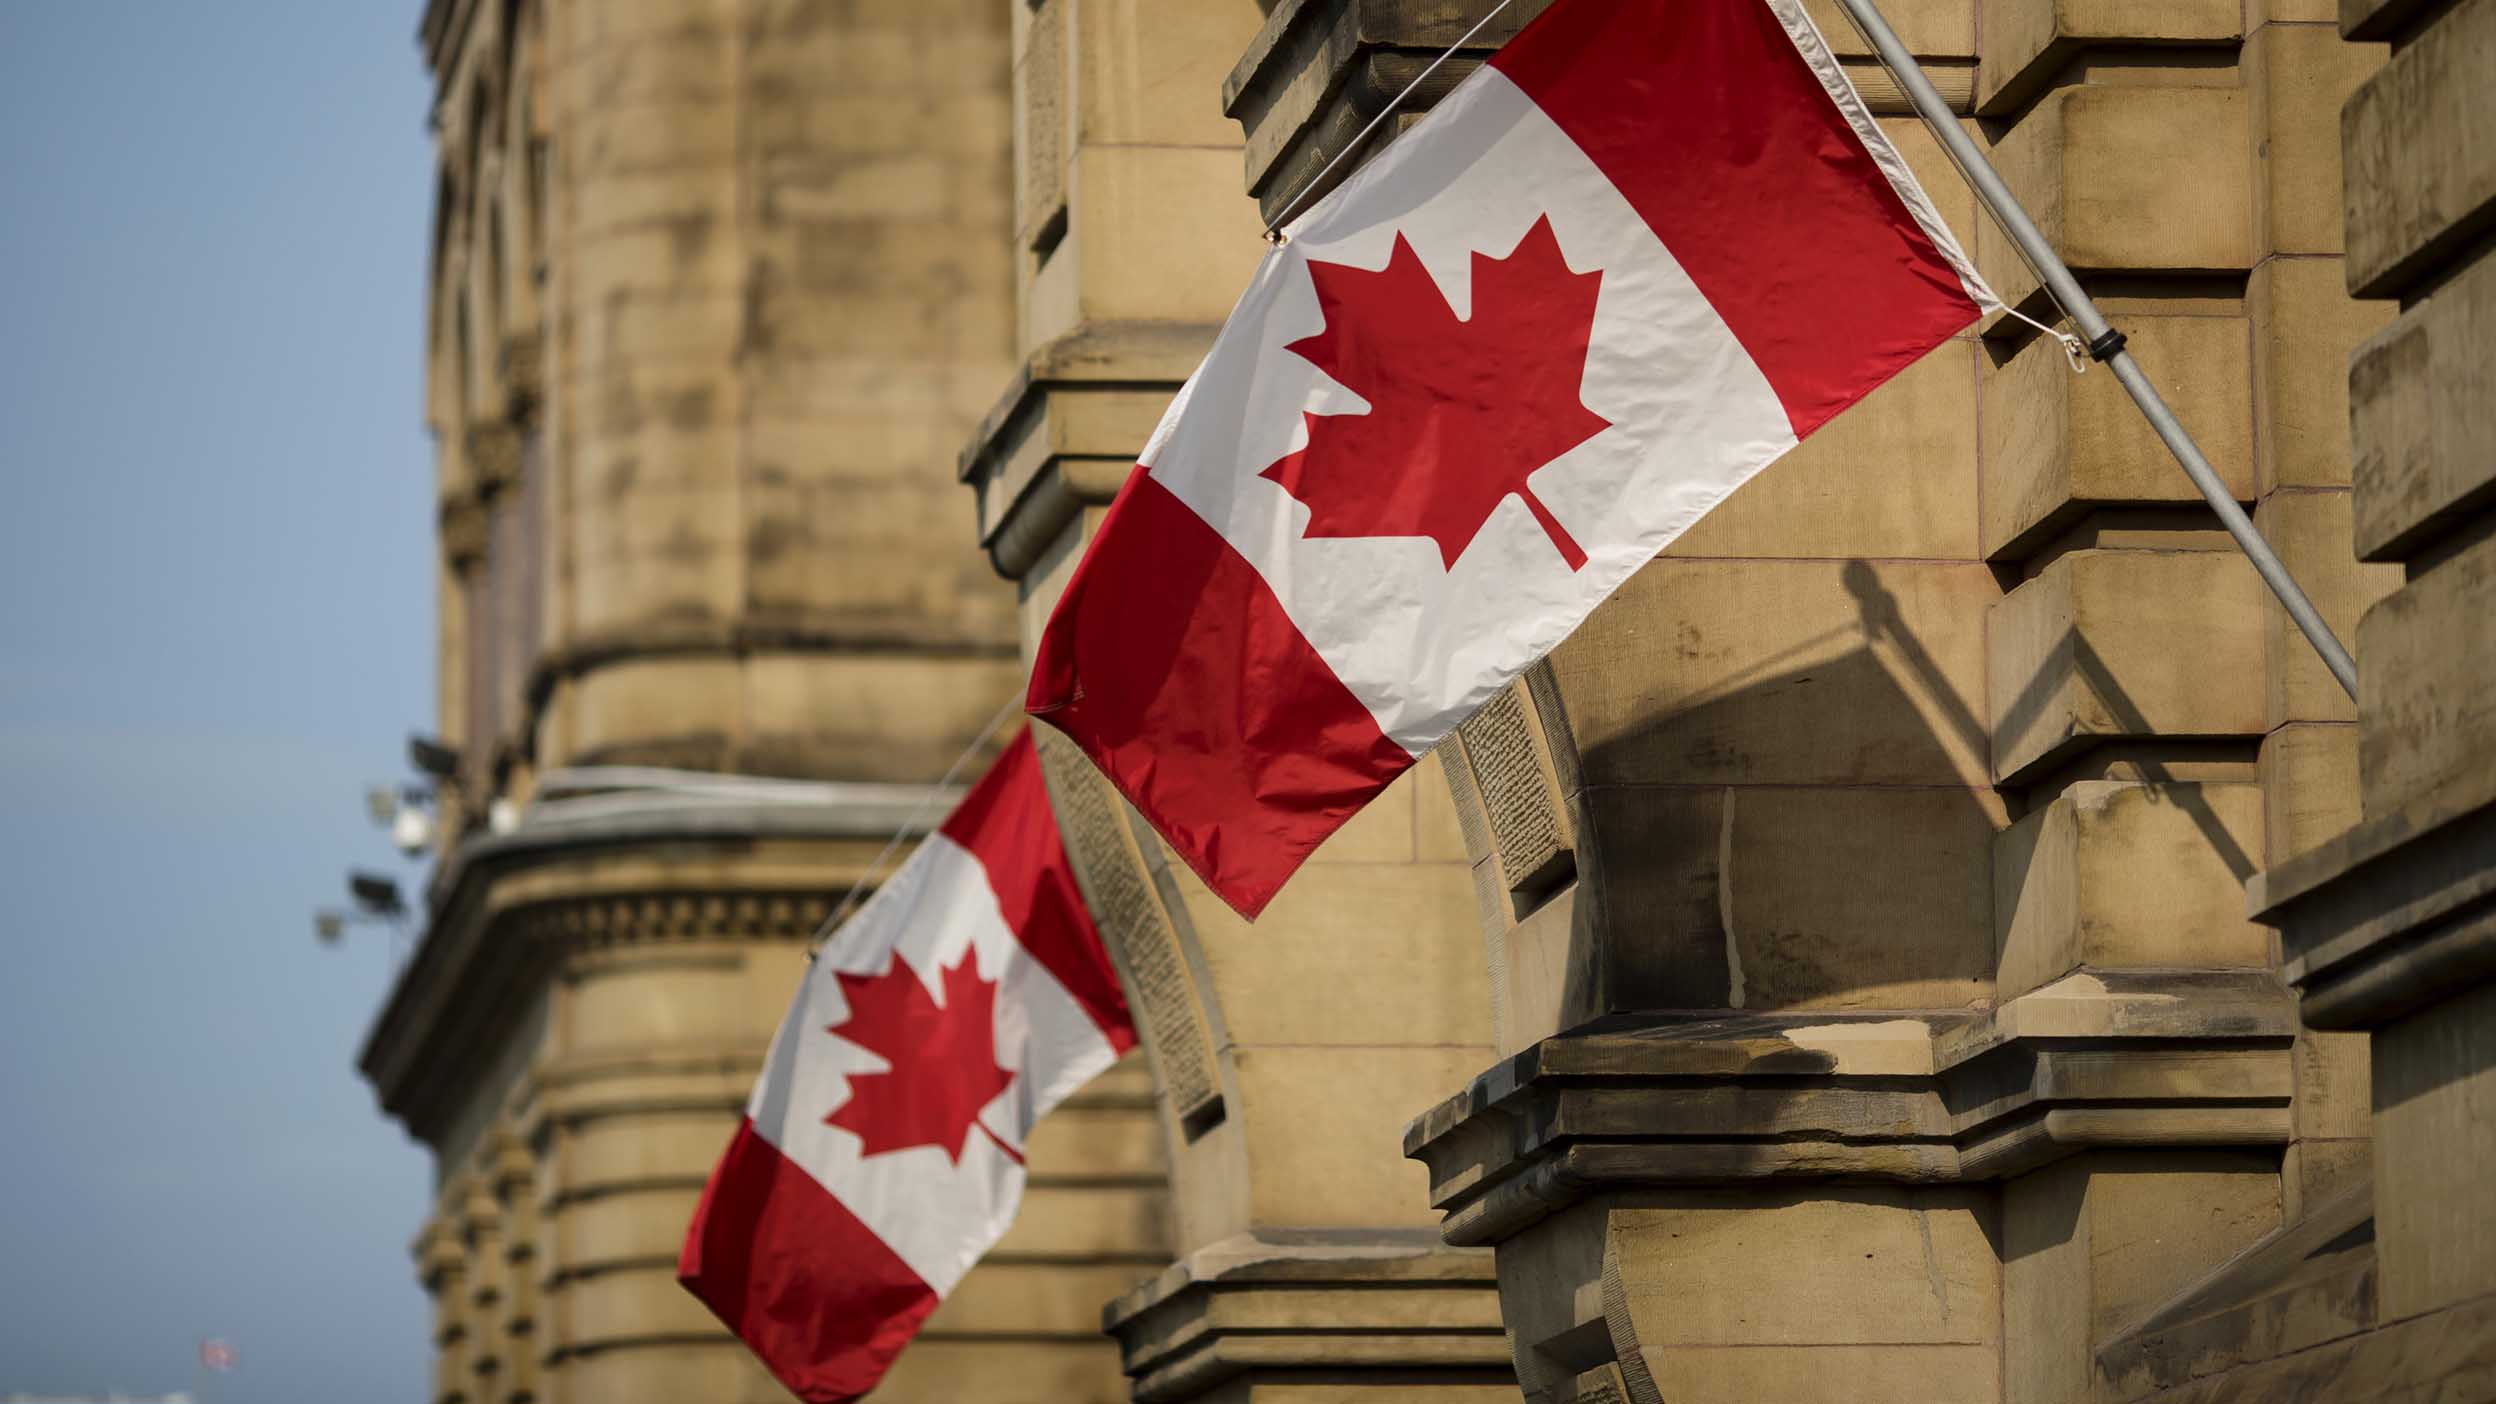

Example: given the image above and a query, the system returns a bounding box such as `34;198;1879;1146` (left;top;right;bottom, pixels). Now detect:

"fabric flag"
1028;0;1997;918
678;730;1134;1402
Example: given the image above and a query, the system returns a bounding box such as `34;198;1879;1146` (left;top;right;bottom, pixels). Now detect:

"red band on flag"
679;1118;937;1403
940;732;1135;1051
1490;0;1980;437
1029;469;1416;918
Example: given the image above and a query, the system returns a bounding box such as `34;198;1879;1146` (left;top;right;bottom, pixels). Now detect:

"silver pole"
1831;0;2360;701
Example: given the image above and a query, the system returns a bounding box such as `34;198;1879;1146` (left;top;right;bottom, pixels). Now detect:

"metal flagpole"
1831;0;2360;701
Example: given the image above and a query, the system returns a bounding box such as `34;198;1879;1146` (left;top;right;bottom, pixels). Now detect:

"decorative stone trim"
499;329;543;415
1103;1232;1512;1402
1406;970;2296;1247
439;494;490;566
2252;766;2496;1030
957;322;1218;581
1448;680;1575;911
1034;727;1228;1136
1222;0;1974;223
506;892;837;952
465;421;524;494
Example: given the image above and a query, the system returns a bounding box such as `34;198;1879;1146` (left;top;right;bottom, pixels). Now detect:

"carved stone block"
1987;549;2267;784
2340;0;2496;297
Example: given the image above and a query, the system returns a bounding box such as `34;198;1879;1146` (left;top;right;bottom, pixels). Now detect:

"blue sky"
1;4;437;1399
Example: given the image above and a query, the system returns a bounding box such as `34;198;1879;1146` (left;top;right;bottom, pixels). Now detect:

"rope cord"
807;693;1024;959
1992;299;2090;373
1262;0;1524;243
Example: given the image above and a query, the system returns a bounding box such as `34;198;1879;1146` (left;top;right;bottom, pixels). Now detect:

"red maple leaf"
1262;214;1609;571
823;948;1018;1165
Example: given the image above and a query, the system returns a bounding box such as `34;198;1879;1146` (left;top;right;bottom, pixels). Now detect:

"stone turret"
369;2;1159;1399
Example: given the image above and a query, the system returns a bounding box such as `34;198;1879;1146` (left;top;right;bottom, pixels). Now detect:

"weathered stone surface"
1987;550;2268;784
2260;722;2364;867
1030;142;1266;344
1562;783;1999;1019
2341;0;2442;37
1557;559;1996;790
1103;1234;1509;1403
2372;978;2496;1320
2254;757;2496;1030
2249;22;2380;257
2356;530;2496;817
2257;490;2401;727
2250;253;2393;494
2125;1288;2496;1403
2340;0;2496;296
1979;87;2254;317
1995;780;2268;1000
1674;339;1981;560
1977;0;2240;116
2095;1178;2376;1401
2349;250;2496;560
1405;972;2295;1247
1981;312;2254;560
2005;1152;2284;1404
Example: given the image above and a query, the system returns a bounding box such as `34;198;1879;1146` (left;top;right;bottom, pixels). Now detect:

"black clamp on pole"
2087;328;2128;363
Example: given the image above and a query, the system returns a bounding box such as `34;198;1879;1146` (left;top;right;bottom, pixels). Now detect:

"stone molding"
464;422;523;495
2251;764;2496;1029
1223;0;1975;223
1406;970;2296;1247
498;328;542;416
521;619;1018;713
1447;681;1576;914
957;322;1218;580
362;827;852;1147
1033;726;1229;1136
439;494;489;567
506;891;834;953
1102;1231;1512;1402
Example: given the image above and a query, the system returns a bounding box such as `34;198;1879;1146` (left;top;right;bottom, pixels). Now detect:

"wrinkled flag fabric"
679;731;1134;1402
1029;0;1996;918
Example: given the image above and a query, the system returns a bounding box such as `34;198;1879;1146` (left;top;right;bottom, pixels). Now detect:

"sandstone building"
368;1;2495;1401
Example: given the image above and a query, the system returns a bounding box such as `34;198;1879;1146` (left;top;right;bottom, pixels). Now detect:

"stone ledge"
1404;971;2295;1247
958;322;1218;579
1223;0;1971;222
2340;0;2496;298
2250;762;2496;1029
1102;1232;1511;1402
1975;0;2241;119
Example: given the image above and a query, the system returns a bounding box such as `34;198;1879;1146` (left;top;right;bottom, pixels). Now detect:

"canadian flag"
1029;0;1997;917
678;731;1134;1402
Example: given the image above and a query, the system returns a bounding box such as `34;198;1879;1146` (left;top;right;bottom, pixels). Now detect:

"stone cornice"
1405;970;2296;1248
2250;763;2496;1029
358;787;952;1148
363;885;830;1150
958;321;1219;581
464;422;523;495
1102;1231;1510;1402
518;619;1018;716
1221;0;1974;223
